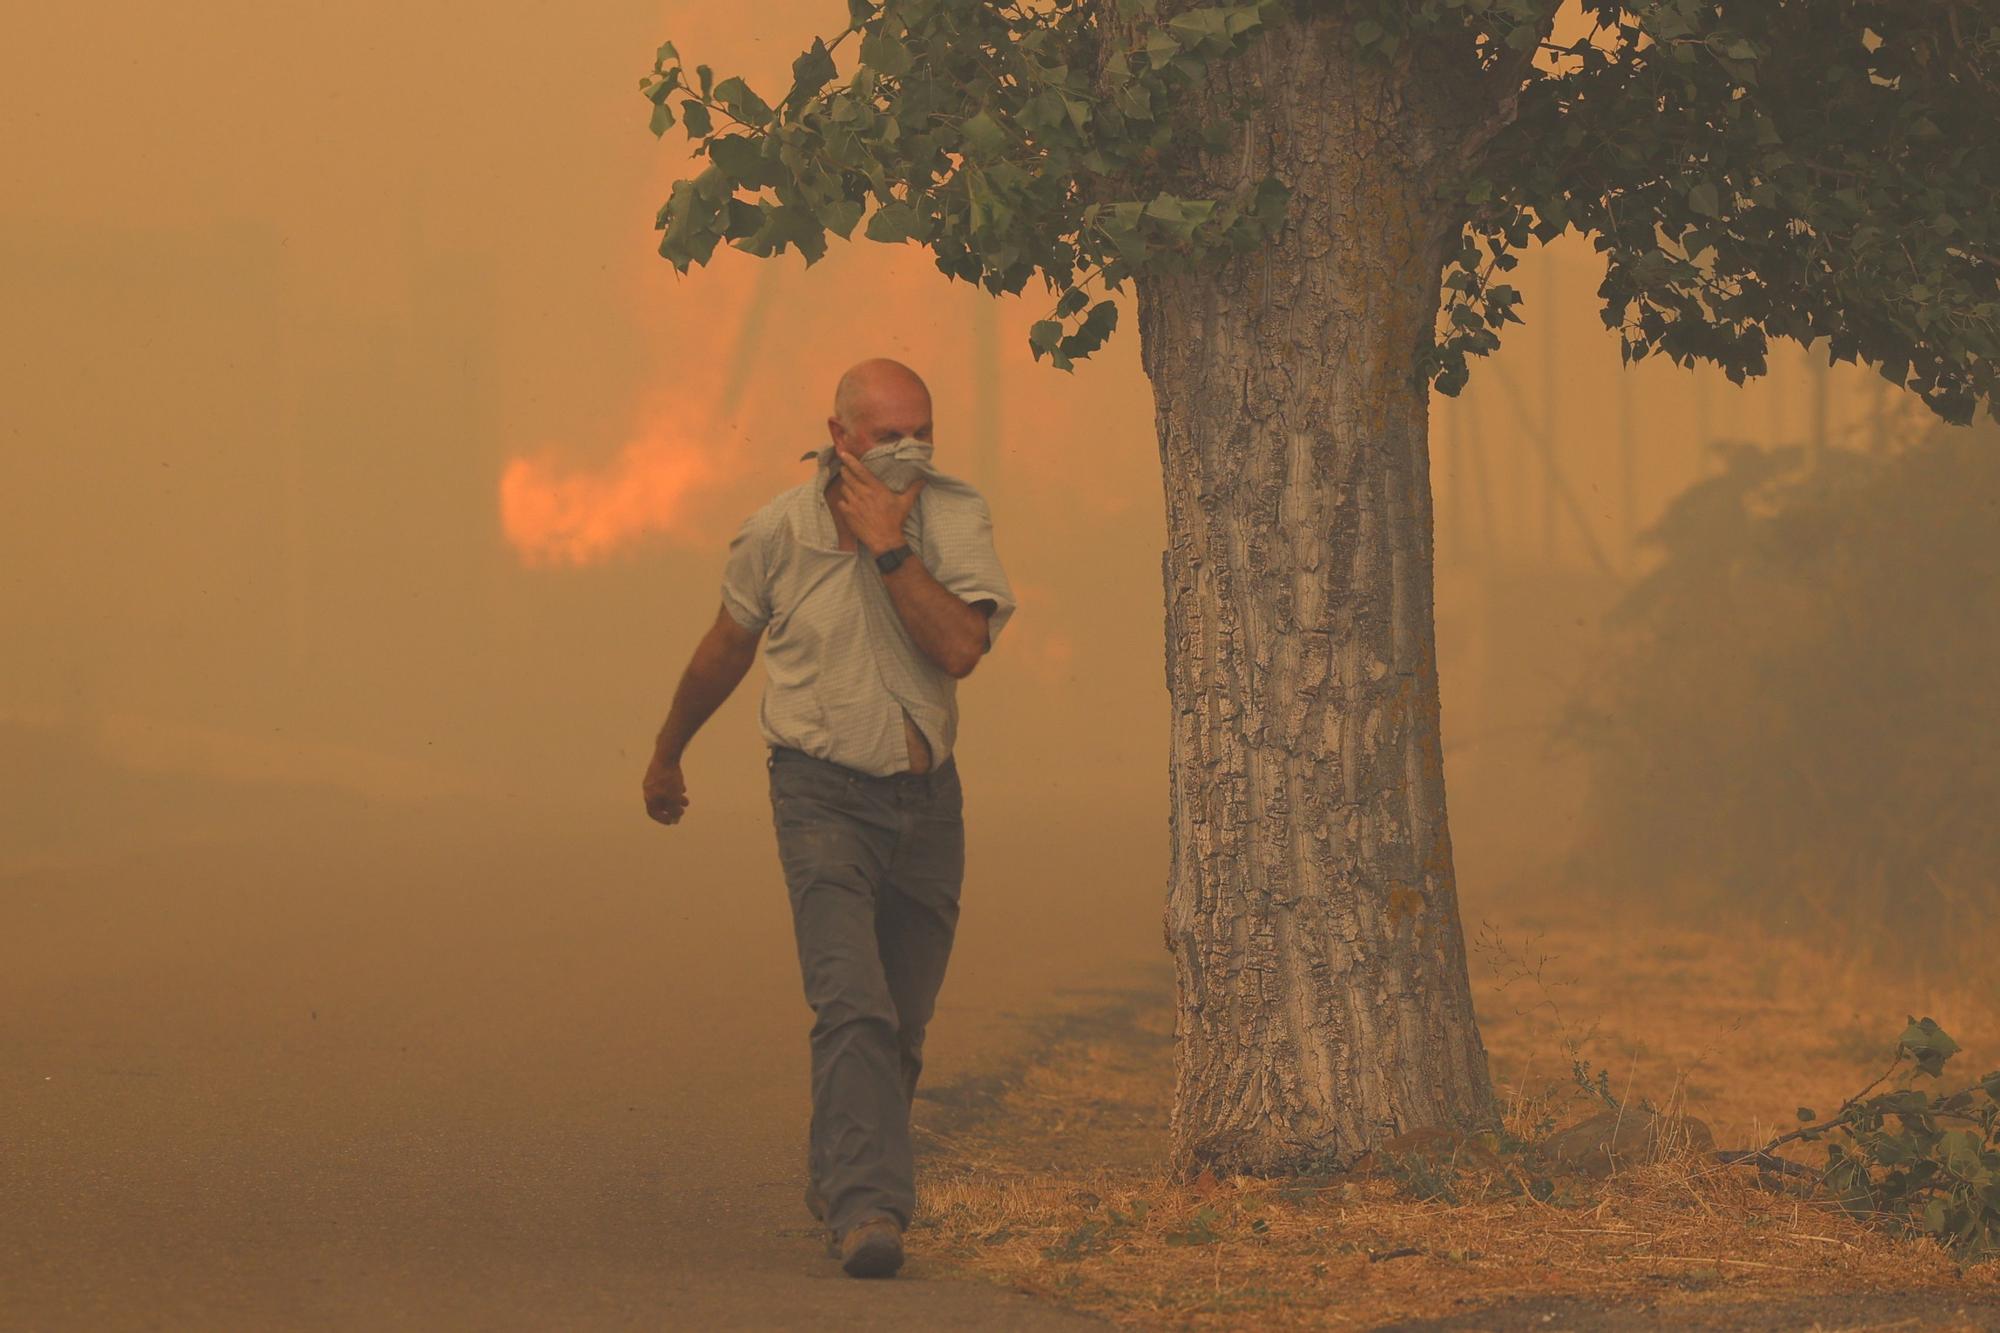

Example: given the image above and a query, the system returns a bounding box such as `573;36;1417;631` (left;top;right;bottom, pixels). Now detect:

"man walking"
641;358;1016;1278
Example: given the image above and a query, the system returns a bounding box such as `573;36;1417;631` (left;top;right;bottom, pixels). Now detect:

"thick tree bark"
1117;11;1503;1175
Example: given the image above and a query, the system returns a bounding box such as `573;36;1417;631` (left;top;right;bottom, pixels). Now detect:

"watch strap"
875;543;914;573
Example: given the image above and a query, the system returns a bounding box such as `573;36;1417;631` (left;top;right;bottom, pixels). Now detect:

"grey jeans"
765;743;965;1235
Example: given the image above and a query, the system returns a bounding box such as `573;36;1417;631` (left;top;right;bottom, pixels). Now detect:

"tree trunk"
1124;12;1501;1176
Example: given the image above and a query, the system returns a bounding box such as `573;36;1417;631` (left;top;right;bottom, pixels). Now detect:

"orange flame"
499;416;725;568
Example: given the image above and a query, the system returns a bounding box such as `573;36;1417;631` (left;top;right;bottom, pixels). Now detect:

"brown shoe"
838;1215;905;1278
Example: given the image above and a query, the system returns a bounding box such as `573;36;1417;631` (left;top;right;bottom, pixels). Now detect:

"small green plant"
1726;1017;2000;1261
1165;1204;1225;1246
1566;1044;1661;1117
1043;1219;1111;1261
1570;1054;1622;1113
1046;1195;1154;1261
1378;1150;1461;1206
1105;1197;1150;1228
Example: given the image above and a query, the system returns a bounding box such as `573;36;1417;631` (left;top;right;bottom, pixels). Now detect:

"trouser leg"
876;774;965;1109
771;769;912;1234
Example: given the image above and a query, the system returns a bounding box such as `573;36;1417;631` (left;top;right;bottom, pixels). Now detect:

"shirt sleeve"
922;493;1016;651
719;509;774;633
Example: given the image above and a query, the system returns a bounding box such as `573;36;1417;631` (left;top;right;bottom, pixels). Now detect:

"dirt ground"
906;900;2000;1330
6;778;1994;1330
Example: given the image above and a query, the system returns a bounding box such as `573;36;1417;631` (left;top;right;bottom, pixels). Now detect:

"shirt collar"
799;444;833;490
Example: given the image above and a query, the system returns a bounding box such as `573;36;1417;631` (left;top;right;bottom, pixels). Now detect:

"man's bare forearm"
878;553;985;678
654;638;756;762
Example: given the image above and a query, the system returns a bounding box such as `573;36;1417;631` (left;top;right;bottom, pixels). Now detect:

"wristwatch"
874;543;915;575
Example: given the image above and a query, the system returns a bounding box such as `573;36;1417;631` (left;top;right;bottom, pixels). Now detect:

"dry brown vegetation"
909;901;2000;1328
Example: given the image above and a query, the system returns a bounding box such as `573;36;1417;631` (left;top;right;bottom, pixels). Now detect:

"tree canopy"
642;0;1998;423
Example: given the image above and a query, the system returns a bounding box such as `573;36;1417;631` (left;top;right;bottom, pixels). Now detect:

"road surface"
1;784;1161;1330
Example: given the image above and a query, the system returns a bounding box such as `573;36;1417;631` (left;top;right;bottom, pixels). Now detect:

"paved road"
1;788;1160;1330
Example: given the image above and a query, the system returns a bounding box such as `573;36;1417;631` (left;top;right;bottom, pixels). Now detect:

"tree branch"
1449;0;1568;174
1716;1049;1908;1166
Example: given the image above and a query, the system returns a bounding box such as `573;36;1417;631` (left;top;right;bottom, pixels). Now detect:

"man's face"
829;393;934;460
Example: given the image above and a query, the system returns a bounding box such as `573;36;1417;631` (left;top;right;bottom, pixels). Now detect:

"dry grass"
908;902;2000;1327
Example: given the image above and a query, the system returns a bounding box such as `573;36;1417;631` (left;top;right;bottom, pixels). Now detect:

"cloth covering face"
719;438;1017;778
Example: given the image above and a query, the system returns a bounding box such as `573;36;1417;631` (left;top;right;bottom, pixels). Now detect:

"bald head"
828;358;933;454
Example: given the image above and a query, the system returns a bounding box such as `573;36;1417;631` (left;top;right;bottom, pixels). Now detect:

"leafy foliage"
640;0;1306;369
639;1;1997;422
1491;0;2000;421
1753;1018;2000;1261
1553;411;2000;969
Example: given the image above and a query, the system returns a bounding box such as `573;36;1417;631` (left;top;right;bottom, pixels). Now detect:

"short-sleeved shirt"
719;443;1017;777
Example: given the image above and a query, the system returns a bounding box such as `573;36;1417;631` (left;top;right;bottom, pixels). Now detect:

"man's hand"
829;445;927;553
643;754;690;825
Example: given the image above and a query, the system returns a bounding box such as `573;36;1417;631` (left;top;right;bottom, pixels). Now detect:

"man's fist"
830;444;927;553
643;756;690;825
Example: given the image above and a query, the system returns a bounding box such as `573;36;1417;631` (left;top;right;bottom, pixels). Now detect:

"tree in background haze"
1555;409;2000;978
637;0;1999;1176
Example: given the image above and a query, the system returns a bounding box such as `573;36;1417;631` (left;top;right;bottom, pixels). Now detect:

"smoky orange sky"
2;0;1923;886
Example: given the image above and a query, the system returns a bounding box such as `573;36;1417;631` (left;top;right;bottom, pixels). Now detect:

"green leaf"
860;27;914;78
865;200;925;244
1167;9;1228;46
1937;1129;1986;1178
712;76;773;128
1020;88;1067;135
1899;1018;1961;1077
818;198;864;239
1061;298;1119;359
721;197;763;240
656;180;724;270
1249;175;1288;226
960;111;1008;156
1687;180;1721;218
680;99;712;138
785;37;837;110
709;135;783;189
733;202;826;263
